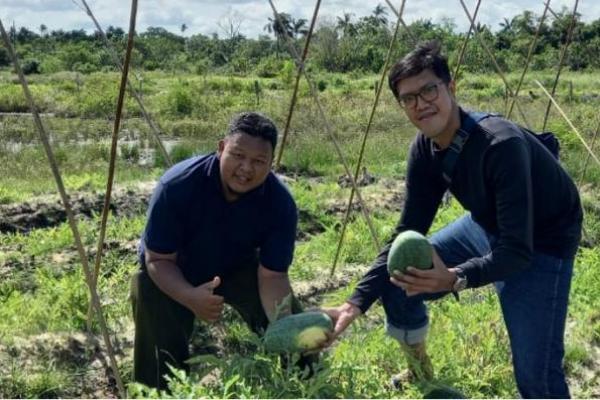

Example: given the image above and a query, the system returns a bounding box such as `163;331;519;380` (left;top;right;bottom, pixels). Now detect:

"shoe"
391;341;434;389
390;369;417;390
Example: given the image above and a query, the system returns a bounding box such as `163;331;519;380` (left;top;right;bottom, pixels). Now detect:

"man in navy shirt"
131;112;306;389
325;41;582;398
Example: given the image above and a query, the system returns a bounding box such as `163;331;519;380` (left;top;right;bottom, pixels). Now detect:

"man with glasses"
324;40;582;398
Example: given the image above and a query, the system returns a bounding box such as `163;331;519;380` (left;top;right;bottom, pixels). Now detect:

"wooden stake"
0;17;125;398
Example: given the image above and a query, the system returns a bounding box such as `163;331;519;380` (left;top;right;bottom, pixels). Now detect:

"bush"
317;80;327;92
40;57;64;74
165;82;193;116
73;62;98;74
22;59;41;75
154;142;197;167
280;60;295;86
120;143;140;163
255;55;284;78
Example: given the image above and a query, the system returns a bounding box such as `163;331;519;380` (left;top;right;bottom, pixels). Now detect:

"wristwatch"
452;269;468;292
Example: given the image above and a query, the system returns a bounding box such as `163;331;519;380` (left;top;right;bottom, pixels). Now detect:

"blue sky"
0;0;596;38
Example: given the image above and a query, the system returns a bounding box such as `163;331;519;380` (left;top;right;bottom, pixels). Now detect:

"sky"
0;0;597;38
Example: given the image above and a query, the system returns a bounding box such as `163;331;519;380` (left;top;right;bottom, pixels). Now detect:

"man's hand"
321;302;362;346
390;248;457;296
184;276;224;322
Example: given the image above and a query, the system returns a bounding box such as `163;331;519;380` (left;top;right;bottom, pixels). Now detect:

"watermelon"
387;230;433;275
263;311;333;353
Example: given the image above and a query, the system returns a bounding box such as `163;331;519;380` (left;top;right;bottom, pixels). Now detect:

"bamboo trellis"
329;0;408;278
0;11;128;397
4;1;600;398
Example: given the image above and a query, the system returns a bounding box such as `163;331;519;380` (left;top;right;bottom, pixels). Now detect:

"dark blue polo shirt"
140;153;298;286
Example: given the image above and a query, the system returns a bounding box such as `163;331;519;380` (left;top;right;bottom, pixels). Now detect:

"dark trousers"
131;265;304;390
382;214;574;398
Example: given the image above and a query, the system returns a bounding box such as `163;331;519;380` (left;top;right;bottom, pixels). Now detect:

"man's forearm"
258;268;293;321
147;260;195;309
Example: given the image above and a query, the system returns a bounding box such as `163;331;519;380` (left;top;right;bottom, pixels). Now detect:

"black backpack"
441;111;560;185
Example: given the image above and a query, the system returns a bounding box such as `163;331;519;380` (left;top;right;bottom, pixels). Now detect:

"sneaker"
390;369;417;390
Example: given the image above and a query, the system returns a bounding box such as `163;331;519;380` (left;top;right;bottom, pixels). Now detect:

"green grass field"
0;71;599;398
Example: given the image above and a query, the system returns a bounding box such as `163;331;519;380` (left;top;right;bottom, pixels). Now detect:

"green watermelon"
263;311;333;353
387;230;433;275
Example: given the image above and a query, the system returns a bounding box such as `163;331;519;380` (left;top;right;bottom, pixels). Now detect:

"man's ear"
217;138;226;157
448;79;456;97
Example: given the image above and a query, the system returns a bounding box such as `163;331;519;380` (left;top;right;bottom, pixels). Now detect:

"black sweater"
348;110;583;313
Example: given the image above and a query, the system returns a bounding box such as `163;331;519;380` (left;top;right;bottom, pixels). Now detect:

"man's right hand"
184;276;224;322
322;302;362;346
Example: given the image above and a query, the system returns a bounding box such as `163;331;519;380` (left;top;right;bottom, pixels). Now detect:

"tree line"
1;4;599;76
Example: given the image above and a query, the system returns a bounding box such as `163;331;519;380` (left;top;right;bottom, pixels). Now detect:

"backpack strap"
441;111;493;184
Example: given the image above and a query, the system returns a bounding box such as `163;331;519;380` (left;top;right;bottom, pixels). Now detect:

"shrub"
120;143;140;163
255;55;284;78
22;59;41;75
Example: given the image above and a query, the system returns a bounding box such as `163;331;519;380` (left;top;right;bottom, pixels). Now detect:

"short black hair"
227;112;278;151
388;40;452;99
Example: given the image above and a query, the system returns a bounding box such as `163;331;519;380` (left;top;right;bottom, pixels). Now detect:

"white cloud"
0;0;597;37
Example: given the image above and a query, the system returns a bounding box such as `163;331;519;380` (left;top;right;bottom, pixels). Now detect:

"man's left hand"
390;248;457;296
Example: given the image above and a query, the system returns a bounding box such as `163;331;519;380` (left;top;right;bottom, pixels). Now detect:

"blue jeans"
381;214;574;398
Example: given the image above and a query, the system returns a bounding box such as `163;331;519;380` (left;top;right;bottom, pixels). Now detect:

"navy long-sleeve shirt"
348;110;583;313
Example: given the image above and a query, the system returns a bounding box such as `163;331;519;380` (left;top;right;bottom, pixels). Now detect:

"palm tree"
499;17;513;33
292;18;308;38
336;13;356;36
372;4;388;26
263;12;294;39
264;12;294;55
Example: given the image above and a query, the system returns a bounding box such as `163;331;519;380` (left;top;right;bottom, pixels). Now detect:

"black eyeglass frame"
397;80;446;109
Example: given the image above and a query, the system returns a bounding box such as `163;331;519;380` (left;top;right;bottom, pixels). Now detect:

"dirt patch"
294;263;370;307
0;180;327;243
276;164;324;179
0;182;155;234
336;166;377;188
0;240;140;295
0;331;129;398
324;178;406;217
297;208;327;240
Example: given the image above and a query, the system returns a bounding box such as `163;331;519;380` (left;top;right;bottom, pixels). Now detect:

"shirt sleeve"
259;193;298;272
348;138;446;313
143;182;182;254
457;137;533;287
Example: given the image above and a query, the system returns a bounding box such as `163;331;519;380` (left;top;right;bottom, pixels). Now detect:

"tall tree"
372;4;388;26
337;13;356;36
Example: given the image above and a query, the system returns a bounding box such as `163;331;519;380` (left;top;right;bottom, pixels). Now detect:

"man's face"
395;69;457;141
217;132;273;201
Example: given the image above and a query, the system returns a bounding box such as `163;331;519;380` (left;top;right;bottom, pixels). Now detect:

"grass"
0;71;599;398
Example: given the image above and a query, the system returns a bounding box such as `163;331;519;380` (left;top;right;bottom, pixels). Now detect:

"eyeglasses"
397;81;445;109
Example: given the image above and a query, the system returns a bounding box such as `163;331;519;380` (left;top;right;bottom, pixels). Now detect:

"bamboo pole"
458;0;532;130
507;0;552;120
76;0;172;166
0;17;125;398
453;0;482;80
385;0;418;44
541;0;579;131
535;80;600;167
578;119;600;186
330;0;406;278
268;0;380;250
275;0;322;169
547;4;560;20
86;0;138;331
